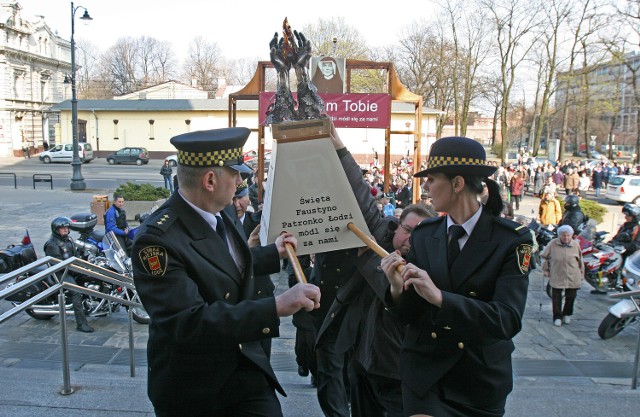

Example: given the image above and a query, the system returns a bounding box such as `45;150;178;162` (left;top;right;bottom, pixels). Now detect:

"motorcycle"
4;230;150;325
597;250;640;339
578;221;626;293
0;230;37;274
527;219;556;268
69;213;105;260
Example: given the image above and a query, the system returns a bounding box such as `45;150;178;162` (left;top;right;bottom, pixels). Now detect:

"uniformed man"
132;127;321;417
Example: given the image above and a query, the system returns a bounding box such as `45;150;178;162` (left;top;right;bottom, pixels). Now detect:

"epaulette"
145;207;177;234
414;215;445;231
493;216;530;236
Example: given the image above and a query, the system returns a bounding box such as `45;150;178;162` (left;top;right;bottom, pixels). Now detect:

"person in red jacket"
510;172;525;211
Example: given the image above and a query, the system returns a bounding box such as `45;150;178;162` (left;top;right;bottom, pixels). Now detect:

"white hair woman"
541;224;585;326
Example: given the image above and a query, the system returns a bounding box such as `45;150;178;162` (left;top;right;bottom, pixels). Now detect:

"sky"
19;0;436;61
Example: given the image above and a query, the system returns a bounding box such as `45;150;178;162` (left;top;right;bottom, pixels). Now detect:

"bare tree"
441;0;493;137
483;0;542;162
396;20;456;138
224;56;261;85
96;36;177;97
182;36;223;96
75;39;110;99
531;0;572;157
99;37;139;96
302;17;369;59
616;0;640;163
477;75;504;146
555;0;602;161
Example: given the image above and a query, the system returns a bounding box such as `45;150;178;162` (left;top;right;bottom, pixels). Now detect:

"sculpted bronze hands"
265;18;326;124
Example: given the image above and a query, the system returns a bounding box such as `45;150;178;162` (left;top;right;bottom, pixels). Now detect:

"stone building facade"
0;2;70;157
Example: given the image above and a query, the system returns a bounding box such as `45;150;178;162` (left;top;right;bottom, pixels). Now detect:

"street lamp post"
69;1;92;190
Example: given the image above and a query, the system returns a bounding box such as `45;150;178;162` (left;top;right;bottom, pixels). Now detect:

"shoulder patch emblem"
138;246;168;277
516;244;533;274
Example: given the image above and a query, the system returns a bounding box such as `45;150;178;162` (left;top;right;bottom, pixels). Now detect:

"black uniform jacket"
387;211;532;407
132;192;283;414
316;148;404;380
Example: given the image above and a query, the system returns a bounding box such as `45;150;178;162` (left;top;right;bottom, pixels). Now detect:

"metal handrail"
0;172;17;188
0;256;145;394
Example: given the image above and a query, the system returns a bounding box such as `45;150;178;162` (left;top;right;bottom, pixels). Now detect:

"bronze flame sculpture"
265;18;326;124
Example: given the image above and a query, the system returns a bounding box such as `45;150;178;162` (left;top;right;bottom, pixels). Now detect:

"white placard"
259;136;369;256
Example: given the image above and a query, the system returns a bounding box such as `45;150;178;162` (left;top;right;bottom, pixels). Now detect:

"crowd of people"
36;127;633;417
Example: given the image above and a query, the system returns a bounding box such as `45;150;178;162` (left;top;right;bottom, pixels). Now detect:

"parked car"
166;154;178;167
106;147;149;165
606;175;640;204
578;149;607;160
39;143;94;164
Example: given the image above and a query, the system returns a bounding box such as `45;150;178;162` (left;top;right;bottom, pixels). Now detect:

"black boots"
76;321;94;333
72;292;94;333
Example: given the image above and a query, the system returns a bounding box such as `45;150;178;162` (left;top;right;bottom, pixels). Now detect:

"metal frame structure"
0;256;143;394
228;59;424;202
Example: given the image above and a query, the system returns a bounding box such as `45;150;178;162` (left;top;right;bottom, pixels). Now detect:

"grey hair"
557;225;574;236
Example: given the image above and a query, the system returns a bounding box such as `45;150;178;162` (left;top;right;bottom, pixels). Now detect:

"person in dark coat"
381;136;533;417
44;217;94;333
609;203;640;258
394;178;412;208
592;164;604;197
319;124;437;416
559;195;587;235
159;160;173;193
224;179;276;358
132;127;321;417
312;248;357;417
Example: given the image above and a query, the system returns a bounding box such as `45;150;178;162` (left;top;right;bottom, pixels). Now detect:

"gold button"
262;328;270;335
458;342;464;349
238;343;243;350
337;268;341;272
331;313;335;318
218;160;224;166
334;286;339;290
257;290;262;295
469;291;477;297
321;281;325;285
224;293;230;300
431;332;437;339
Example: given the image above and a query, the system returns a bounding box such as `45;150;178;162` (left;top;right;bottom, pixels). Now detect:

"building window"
113;119;119;140
13;70;25;99
149;119;155;140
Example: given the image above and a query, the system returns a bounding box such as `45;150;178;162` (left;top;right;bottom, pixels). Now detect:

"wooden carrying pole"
285;243;307;284
347;222;404;272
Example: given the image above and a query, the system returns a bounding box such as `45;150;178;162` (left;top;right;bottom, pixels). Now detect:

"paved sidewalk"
1;184;639;416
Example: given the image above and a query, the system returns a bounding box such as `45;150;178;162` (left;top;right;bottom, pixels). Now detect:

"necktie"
447;225;466;268
215;215;227;243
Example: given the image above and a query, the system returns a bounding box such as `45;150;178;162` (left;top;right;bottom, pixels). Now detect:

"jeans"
163;176;173;193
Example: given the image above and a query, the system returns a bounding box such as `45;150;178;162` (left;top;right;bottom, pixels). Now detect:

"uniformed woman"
381;136;533;417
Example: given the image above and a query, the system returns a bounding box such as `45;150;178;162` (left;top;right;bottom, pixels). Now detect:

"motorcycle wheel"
26;309;53;320
129;306;151;325
598;313;634;339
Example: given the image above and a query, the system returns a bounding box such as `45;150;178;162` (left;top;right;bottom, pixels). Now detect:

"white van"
38;143;94;164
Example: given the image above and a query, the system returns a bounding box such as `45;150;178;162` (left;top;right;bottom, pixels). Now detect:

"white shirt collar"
446;205;483;249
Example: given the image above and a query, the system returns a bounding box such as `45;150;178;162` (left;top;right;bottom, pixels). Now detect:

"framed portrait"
309;56;346;94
